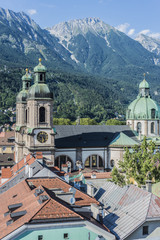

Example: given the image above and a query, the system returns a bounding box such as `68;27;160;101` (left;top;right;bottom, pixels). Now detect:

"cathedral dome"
28;83;53;99
126;96;160;120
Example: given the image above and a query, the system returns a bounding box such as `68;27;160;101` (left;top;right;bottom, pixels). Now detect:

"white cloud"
138;29;150;35
28;9;37;15
116;23;129;33
128;28;135;36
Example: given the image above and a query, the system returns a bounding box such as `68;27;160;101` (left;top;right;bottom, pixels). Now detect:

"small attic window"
64;233;68;239
38;236;43;240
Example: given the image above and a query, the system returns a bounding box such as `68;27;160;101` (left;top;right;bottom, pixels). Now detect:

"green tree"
73;118;98;125
111;166;125;187
53;118;72;125
116;137;160;187
106;119;126;125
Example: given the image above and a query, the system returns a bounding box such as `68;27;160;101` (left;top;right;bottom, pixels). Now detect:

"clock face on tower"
37;131;48;143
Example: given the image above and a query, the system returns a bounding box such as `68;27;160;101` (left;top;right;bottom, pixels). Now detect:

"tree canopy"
112;137;160;187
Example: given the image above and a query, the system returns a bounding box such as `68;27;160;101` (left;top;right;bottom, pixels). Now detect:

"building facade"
15;59;55;163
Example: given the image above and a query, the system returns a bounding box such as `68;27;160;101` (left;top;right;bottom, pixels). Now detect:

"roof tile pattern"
0;180;82;239
27;177;99;206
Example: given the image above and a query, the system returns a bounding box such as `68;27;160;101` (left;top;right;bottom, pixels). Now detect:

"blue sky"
0;0;160;38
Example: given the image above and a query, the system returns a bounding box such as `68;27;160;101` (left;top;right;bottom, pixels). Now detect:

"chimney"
146;180;152;193
25;164;29;175
87;183;96;197
141;185;146;191
91;203;103;222
28;165;33;178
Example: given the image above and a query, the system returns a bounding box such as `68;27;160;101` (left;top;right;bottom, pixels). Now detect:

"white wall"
125;220;160;240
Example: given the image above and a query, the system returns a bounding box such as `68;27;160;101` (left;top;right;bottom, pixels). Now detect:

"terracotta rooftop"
27;177;99;206
1;168;12;178
0;180;83;239
0;131;15;146
83;172;112;179
0;152;43;188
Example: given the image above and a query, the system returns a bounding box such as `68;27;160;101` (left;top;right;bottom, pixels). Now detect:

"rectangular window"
64;233;68;239
143;226;148;235
38;235;43;240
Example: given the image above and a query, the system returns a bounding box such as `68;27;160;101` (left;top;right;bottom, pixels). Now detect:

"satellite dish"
70;197;75;205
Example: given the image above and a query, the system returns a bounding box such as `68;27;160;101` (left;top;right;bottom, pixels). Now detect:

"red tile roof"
27;177;99;206
1;168;12;178
0;153;41;186
0;131;15;146
83;172;112;179
0;180;83;239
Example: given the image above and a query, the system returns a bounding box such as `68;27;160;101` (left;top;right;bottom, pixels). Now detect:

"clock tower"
15;59;55;164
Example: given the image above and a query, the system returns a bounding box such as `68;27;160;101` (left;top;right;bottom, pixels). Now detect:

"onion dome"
139;79;149;89
28;59;53;100
16;69;32;103
34;58;47;73
126;74;160;120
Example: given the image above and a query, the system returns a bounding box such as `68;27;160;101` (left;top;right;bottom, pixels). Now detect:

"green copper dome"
34;58;47;72
126;96;160;120
28;59;53;100
139;79;149;89
22;69;32;81
16;89;28;103
16;69;32;103
28;83;53;99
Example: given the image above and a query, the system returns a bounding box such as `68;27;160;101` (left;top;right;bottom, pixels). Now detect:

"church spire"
34;58;47;84
22;68;32;90
139;73;150;97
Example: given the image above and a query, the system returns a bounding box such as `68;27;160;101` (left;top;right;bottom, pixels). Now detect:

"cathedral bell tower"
15;69;32;162
15;59;55;164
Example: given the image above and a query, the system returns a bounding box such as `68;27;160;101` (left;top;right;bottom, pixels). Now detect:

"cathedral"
15;61;160;170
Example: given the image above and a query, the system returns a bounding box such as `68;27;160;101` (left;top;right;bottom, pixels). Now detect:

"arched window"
137;122;141;133
110;160;114;168
151;122;155;134
39;107;45;123
55;155;73;170
85;155;103;168
151;109;156;119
